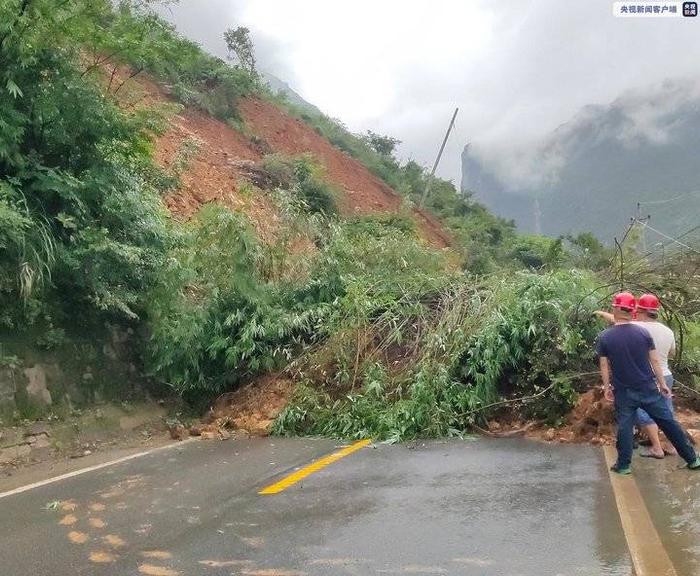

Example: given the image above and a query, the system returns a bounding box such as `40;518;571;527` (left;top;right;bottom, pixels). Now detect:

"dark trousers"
614;385;697;469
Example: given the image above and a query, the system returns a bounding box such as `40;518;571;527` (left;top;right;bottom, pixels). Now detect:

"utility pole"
534;197;542;235
635;202;651;254
420;107;459;207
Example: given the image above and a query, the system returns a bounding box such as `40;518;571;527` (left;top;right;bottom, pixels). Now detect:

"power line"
615;221;700;271
637;220;700;254
676;224;700;240
638;190;700;206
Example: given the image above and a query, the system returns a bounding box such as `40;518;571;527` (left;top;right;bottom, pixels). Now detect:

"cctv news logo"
613;1;697;16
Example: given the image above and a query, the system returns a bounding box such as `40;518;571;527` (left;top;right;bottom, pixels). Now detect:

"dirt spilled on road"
204;375;295;436
487;387;700;448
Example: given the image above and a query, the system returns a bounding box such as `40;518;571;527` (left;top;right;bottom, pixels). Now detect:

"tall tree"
224;26;256;76
365;131;400;157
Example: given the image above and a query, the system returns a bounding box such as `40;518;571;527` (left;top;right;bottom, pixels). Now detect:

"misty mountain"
461;78;700;242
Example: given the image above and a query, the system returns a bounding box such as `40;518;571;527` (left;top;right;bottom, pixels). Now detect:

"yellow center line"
258;439;372;495
603;445;677;576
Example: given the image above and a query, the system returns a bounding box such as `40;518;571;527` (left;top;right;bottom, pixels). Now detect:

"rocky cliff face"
461;78;700;241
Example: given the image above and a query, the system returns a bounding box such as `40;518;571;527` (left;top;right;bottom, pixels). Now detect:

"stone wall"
0;324;147;422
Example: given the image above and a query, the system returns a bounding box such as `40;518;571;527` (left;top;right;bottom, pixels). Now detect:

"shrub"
144;205;331;403
0;1;170;327
261;154;338;216
275;270;603;439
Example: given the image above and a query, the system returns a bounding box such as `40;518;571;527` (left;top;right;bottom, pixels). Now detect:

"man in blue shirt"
597;292;700;474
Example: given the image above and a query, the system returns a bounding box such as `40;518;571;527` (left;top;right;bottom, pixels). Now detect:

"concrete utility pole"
420;107;459;207
533;197;542;235
635;202;651;254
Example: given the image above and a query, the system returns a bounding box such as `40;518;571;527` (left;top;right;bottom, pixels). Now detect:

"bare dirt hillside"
125;73;451;247
238;98;451;247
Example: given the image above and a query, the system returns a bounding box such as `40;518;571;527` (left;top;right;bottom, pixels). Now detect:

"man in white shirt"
632;294;677;458
595;293;677;458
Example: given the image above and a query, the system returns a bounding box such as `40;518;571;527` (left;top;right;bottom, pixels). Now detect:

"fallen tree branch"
459;370;602;419
675;377;700;397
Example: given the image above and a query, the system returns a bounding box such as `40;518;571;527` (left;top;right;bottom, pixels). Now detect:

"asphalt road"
634;454;700;576
1;436;683;576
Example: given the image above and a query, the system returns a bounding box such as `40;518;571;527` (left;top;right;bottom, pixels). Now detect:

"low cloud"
158;1;700;187
468;76;700;193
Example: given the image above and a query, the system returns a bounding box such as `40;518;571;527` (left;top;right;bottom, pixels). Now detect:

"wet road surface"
0;436;675;576
634;454;700;575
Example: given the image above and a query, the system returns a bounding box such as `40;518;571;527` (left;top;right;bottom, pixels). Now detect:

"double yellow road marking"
259;439;371;495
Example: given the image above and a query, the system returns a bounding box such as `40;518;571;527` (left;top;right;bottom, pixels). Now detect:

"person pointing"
596;292;700;474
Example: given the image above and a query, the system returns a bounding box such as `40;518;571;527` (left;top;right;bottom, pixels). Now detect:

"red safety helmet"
637;293;660;311
611;292;636;310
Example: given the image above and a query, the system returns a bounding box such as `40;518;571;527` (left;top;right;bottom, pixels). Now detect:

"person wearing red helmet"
632;294;679;458
595;293;681;458
596;292;699;474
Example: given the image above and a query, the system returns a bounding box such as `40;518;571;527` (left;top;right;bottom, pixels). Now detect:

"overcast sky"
157;0;700;185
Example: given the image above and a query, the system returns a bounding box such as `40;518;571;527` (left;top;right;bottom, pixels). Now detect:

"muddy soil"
489;388;700;448
118;71;452;249
203;375;294;437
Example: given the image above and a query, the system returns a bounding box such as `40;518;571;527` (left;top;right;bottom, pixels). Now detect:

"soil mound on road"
500;388;700;447
205;375;294;436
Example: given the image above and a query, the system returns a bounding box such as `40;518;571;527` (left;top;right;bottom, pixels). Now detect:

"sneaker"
688;458;700;470
610;465;632;475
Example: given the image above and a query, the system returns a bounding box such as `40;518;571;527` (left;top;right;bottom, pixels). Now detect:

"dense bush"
144;206;329;403
274;271;603;440
0;0;170;329
144;203;451;404
262;154;339;216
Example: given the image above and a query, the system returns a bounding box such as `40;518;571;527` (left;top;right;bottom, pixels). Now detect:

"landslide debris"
121;71;451;249
489;387;700;447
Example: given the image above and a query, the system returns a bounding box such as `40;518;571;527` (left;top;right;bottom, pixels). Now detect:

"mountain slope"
126;72;451;247
261;72;322;116
462;78;700;241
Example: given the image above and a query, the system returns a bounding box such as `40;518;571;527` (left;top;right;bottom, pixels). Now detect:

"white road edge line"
0;437;197;500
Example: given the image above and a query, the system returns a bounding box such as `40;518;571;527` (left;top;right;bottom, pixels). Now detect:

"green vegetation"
84;2;257;122
0;0;171;330
1;0;697;435
274;271;602;440
261;154;339;216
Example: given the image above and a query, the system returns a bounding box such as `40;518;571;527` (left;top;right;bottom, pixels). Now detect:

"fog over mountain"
155;1;700;189
462;78;700;241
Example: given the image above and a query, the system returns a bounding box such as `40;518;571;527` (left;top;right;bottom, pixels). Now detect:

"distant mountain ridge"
261;72;323;116
461;78;700;242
